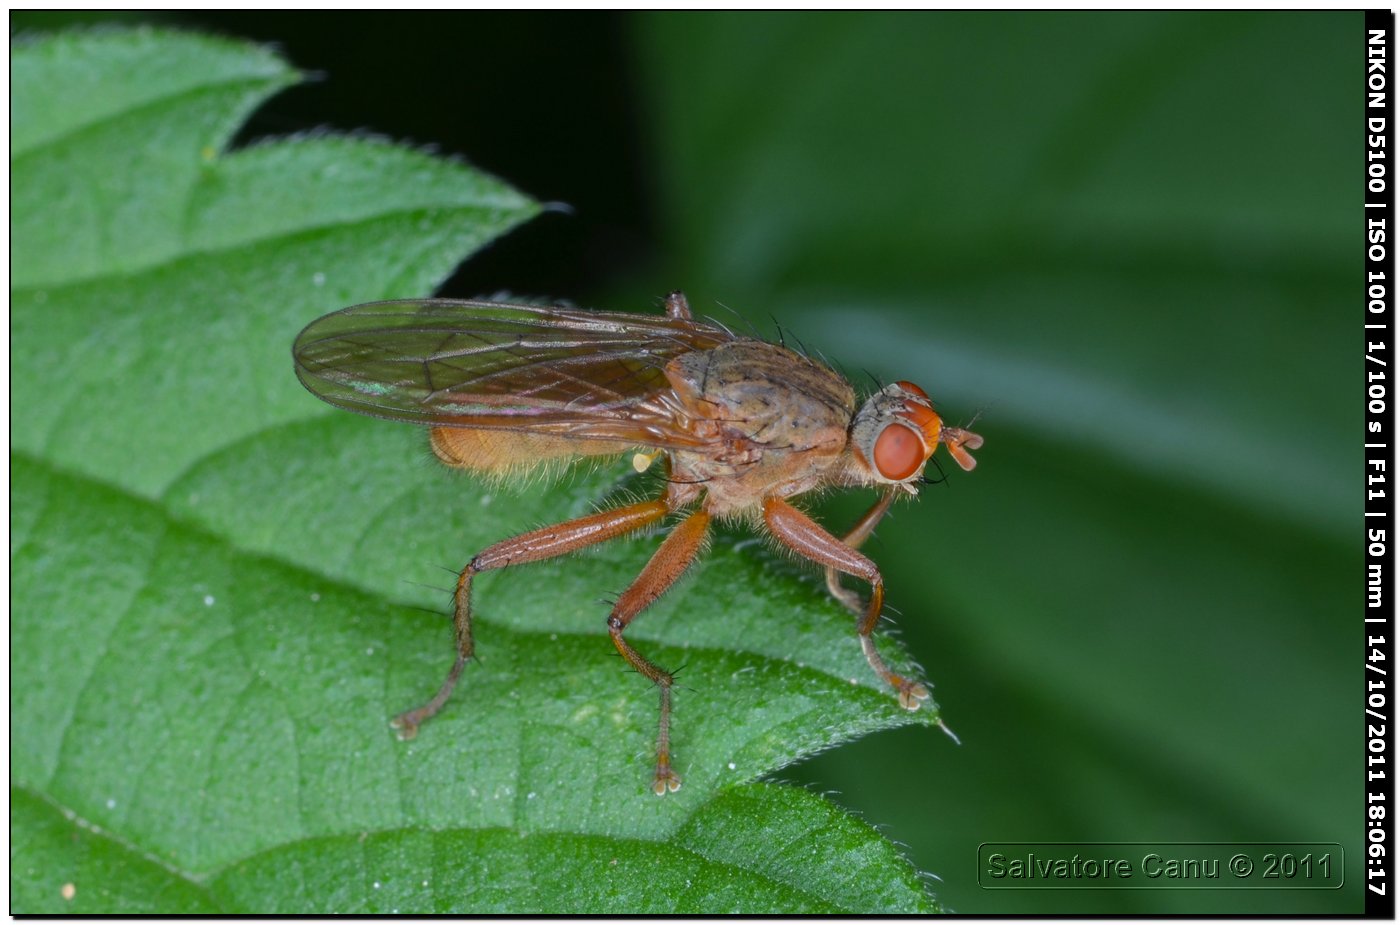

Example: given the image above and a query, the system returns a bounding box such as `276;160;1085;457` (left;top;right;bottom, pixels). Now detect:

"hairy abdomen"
430;427;623;478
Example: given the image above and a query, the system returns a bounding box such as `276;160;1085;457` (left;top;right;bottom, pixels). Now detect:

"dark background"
15;11;1362;913
192;12;660;300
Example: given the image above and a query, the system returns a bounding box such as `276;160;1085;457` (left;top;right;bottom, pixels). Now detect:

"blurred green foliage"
625;11;1358;914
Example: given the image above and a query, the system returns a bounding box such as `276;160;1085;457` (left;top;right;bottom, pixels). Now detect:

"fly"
292;290;982;795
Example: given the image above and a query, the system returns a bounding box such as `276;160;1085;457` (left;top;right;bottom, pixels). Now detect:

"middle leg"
824;490;898;614
608;507;711;794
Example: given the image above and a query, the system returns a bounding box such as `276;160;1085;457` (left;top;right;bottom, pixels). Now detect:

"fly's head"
848;381;982;494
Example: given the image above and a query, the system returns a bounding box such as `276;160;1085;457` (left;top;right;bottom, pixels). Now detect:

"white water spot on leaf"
571;703;599;723
203;595;215;607
312;271;326;287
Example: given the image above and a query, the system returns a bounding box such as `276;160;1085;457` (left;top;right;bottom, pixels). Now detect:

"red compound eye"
872;422;925;481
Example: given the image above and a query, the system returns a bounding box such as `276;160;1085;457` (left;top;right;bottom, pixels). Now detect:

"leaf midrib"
12;198;526;297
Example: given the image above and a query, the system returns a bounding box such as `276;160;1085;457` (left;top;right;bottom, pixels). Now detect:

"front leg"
763;496;929;711
824;490;898;614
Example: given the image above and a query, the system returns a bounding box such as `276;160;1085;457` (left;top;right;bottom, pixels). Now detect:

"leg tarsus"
391;654;467;739
392;562;478;736
651;682;682;795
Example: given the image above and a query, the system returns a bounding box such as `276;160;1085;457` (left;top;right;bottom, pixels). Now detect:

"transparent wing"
292;299;737;448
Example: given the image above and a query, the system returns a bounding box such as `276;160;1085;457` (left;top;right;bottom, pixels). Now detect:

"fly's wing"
293;299;737;449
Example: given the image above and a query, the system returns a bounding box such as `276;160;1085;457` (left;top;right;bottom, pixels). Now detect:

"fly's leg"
607;508;710;795
763;496;930;711
824;490;897;615
664;290;692;320
392;498;671;739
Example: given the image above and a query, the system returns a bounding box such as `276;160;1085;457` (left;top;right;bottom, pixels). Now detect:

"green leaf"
11;788;218;913
11;27;539;498
632;11;1358;914
11;27;941;913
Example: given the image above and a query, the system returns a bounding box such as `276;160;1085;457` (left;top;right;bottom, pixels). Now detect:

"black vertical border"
1366;8;1395;918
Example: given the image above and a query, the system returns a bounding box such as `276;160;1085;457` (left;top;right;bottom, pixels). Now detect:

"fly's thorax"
663;340;856;515
665;340;855;454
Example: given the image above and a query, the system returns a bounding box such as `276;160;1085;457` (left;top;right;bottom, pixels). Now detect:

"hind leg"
392;498;671;738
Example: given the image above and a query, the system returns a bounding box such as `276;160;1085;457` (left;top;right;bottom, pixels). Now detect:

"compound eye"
872;422;925;481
